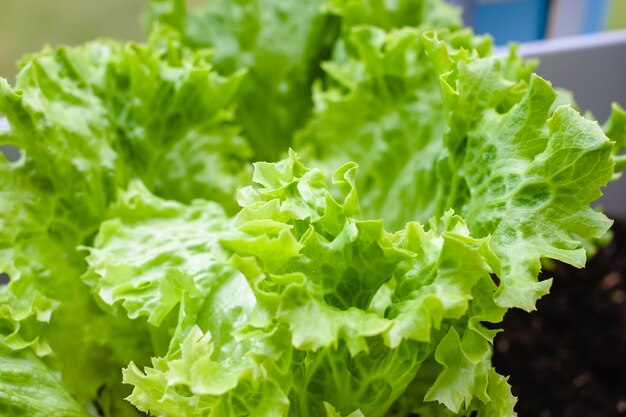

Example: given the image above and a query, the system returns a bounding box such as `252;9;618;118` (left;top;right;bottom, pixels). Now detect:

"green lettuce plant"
1;0;625;416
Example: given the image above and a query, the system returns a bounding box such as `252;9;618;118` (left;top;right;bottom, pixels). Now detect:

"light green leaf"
1;0;620;416
84;181;237;327
146;0;338;160
0;345;91;417
603;102;626;175
0;29;245;413
301;27;616;312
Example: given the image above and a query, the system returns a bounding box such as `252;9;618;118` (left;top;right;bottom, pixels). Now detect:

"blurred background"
2;0;626;71
0;0;624;134
1;0;624;150
2;0;623;235
2;0;623;215
1;0;625;80
451;0;626;45
0;0;145;82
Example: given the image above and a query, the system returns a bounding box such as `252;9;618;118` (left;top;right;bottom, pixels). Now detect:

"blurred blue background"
451;0;626;45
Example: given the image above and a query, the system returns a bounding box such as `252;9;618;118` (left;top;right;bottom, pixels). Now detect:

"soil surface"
493;221;626;417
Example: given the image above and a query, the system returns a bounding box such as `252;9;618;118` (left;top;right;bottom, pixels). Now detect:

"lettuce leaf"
146;0;338;160
145;0;462;161
0;29;248;415
80;153;514;416
297;27;615;311
0;345;91;417
1;0;624;415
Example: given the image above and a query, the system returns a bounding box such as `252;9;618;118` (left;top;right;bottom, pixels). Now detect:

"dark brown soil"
493;221;626;417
